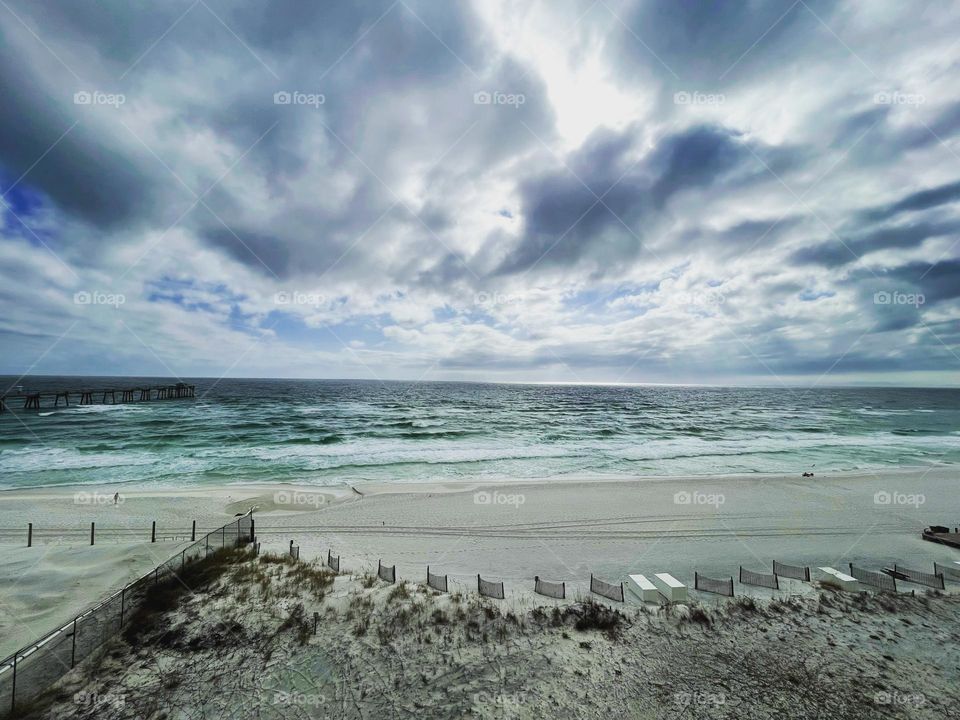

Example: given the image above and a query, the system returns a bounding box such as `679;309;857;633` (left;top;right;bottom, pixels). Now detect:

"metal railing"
0;512;253;716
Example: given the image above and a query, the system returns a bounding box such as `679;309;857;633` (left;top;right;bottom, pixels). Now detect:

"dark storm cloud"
0;0;554;284
1;0;958;383
879;259;960;304
793;220;960;267
495;124;792;274
860;179;960;223
0;33;155;228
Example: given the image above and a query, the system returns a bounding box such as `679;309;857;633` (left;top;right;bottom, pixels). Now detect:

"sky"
1;0;959;387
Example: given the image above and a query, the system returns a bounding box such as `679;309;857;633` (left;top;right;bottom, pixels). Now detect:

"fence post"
191;520;196;542
90;522;95;546
71;618;77;667
477;574;481;594
120;587;125;626
151;521;156;543
27;523;32;548
181;549;186;571
222;526;225;547
11;652;16;715
250;516;255;542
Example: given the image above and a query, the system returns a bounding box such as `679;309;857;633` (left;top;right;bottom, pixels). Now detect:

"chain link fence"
0;512;253;717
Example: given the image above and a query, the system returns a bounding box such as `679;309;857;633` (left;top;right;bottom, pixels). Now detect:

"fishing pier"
0;382;196;413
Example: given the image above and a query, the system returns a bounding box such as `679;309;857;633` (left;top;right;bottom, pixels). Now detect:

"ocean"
1;377;958;490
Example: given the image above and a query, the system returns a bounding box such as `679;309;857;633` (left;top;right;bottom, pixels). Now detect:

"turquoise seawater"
1;377;958;490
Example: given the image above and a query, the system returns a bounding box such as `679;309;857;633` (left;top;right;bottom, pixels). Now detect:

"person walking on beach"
113;492;120;505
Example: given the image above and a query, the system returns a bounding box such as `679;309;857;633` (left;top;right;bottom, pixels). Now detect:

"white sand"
0;541;190;659
2;467;958;659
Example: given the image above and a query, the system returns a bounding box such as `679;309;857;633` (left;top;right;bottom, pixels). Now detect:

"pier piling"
151;521;156;543
90;522;95;546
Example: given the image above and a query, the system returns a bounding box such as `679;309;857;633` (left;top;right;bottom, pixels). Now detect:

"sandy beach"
2;467;957;661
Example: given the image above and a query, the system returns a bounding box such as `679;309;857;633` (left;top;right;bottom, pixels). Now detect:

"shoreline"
0;463;951;498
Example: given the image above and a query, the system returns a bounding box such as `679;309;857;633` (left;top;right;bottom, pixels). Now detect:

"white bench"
817;566;858;591
653;572;687;602
629;574;660;603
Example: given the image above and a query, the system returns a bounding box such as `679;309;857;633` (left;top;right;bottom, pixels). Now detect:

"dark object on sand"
802;471;814;477
882;567;909;581
922;525;960;549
